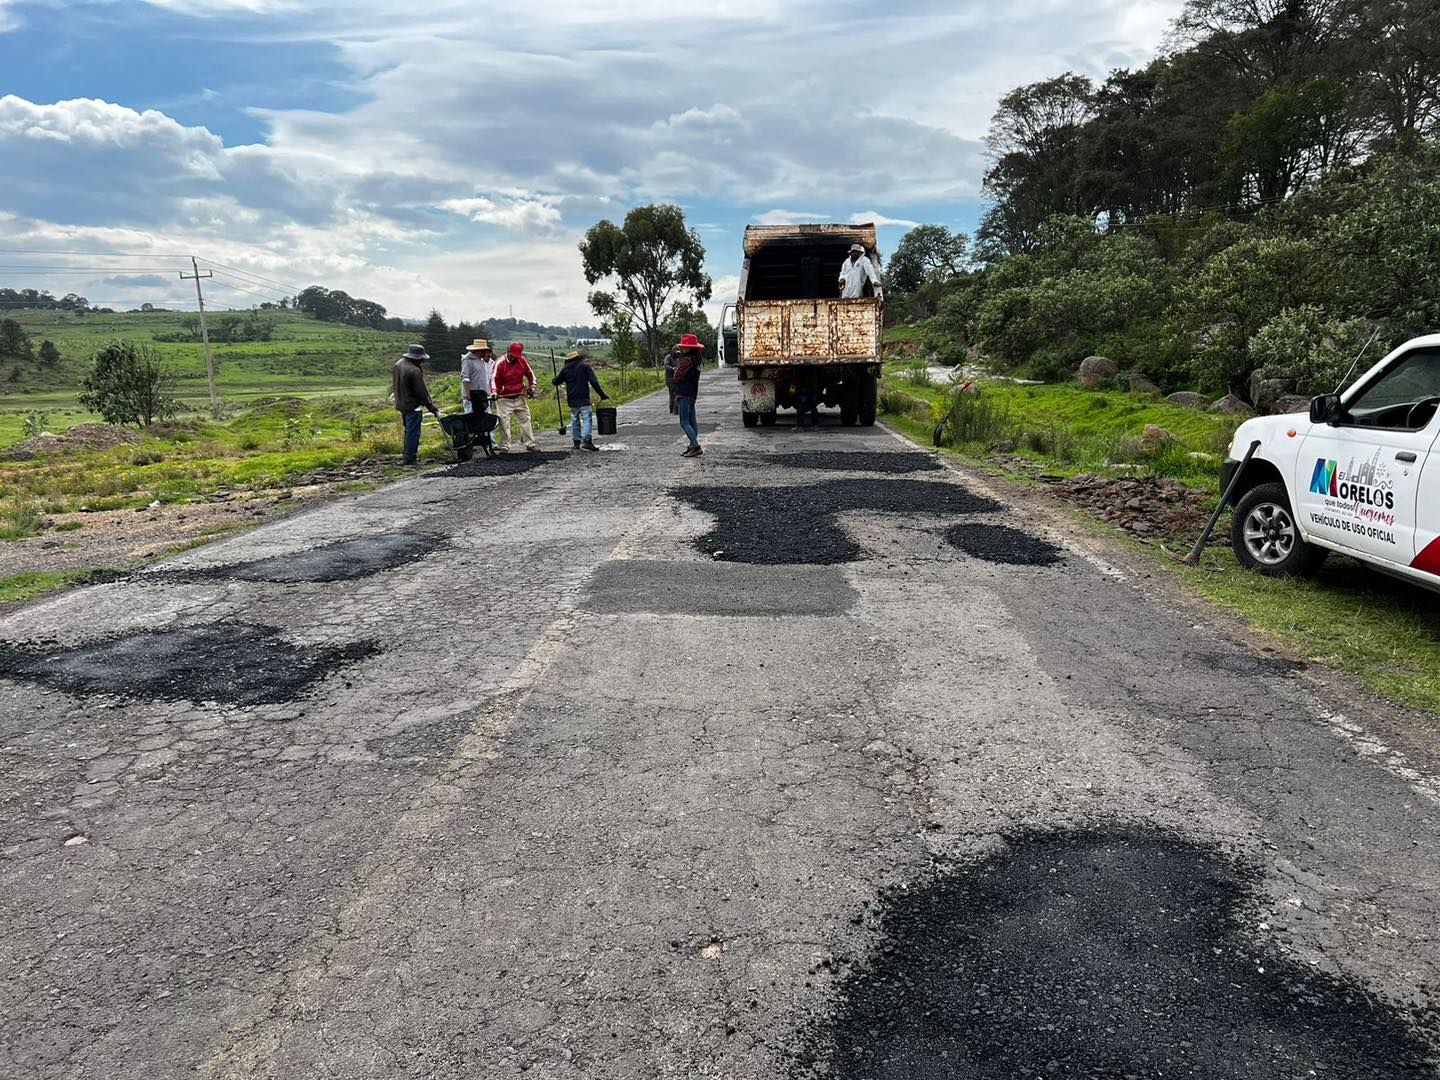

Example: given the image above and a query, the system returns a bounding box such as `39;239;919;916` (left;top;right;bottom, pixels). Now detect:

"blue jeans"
678;398;699;447
402;410;423;464
570;405;593;443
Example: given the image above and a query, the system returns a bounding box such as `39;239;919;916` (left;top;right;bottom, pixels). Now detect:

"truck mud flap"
742;378;776;414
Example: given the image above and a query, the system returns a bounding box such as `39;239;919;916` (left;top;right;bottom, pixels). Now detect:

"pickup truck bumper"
1220;458;1242;500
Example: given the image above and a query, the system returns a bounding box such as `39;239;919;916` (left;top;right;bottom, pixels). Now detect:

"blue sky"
0;0;1181;323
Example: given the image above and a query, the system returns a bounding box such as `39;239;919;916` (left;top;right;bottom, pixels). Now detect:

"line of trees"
0;288;92;312
419;311;490;373
293;285;406;332
1;318;62;382
887;0;1440;403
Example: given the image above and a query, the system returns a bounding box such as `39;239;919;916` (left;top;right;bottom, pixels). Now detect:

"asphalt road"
3;372;1439;1078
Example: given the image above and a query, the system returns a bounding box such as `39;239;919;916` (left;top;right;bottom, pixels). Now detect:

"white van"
1223;335;1440;592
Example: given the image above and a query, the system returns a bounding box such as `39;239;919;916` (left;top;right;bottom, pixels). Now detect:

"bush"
0;502;44;540
937;386;1017;449
78;341;179;427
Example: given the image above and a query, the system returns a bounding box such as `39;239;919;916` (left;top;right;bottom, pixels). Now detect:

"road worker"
838;242;882;300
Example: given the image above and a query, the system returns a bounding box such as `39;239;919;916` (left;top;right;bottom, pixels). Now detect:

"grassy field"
879;354;1440;718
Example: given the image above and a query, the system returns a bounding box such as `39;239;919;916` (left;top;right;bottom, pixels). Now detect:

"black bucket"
595;406;618;436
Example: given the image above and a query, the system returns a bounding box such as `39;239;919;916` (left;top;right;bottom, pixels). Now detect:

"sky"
0;0;1184;326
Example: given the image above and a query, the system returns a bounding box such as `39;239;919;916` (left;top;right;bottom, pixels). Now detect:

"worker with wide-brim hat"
673;332;704;458
460;338;495;416
393;344;440;466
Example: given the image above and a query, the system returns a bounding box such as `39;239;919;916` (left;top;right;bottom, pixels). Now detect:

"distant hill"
0;307;409;403
484;316;603;341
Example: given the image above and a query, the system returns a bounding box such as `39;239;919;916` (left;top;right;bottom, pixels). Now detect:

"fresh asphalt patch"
759;451;942;474
0;623;379;705
586;559;857;616
673;479;1001;565
1189;650;1307;677
155;533;446;584
789;827;1438;1079
432;451;571;478
945;523;1065;566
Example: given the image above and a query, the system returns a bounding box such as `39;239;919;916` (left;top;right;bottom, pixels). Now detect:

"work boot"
583;440;599;452
573;441;581;449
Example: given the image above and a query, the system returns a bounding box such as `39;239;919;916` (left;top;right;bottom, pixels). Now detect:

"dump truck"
724;223;883;428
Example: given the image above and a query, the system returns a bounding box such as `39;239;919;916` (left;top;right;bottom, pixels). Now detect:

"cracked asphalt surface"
2;371;1439;1079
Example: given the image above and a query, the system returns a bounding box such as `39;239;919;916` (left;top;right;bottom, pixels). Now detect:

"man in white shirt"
460;338;495;414
838;243;881;299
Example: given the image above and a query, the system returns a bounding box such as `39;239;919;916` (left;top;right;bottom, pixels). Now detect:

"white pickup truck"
1223;335;1440;591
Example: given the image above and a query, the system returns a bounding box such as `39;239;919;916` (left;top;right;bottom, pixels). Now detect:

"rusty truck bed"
738;298;883;364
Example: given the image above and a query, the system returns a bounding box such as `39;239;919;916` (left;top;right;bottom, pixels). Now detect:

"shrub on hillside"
78;341;179;428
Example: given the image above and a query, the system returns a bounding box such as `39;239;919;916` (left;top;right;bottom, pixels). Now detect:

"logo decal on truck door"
1310;458;1338;497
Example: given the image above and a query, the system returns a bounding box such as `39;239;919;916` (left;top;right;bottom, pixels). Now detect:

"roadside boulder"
1250;370;1299;414
1140;424;1178;453
1128;371;1161;396
1209;394;1257;417
1165;391;1212;410
1078;355;1119;389
1272;394;1312;416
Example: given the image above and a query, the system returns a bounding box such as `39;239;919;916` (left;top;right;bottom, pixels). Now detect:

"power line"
198;259;308;295
0;247;193;258
204;276;289;305
0;265;187;273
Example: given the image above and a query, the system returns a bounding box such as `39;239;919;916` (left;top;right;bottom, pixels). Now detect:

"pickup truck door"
1296;345;1440;567
1412;433;1440;579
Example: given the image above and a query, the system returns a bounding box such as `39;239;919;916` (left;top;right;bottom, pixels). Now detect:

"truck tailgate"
740;299;881;364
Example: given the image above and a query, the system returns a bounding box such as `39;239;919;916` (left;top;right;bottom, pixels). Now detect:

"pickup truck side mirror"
1309;393;1343;425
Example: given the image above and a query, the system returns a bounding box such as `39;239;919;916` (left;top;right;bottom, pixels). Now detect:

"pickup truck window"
1344;347;1440;431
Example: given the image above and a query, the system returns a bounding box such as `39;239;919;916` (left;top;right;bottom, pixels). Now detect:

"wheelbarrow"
436;406;498;463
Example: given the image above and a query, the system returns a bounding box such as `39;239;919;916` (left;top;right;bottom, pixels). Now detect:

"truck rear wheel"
858;376;878;426
1231;483;1328;578
760;412;777;427
742;411;759;428
840;386;859;426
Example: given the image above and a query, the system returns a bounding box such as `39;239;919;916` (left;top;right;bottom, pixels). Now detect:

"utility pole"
180;257;221;418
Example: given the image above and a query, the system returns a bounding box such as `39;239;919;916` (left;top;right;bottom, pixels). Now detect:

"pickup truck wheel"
858;376;878;426
1231;483;1328;578
742;411;759;428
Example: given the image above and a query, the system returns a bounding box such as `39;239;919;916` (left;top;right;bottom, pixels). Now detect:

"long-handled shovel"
549;348;566;434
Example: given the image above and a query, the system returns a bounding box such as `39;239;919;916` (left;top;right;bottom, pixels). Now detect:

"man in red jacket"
493;342;538;452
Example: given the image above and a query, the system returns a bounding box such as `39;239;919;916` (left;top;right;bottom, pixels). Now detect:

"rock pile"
1;423;142;460
1051;472;1214;541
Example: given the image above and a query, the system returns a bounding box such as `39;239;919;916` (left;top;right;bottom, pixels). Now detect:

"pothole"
673;479;1001;565
789;827;1436;1078
1190;651;1306;677
945;523;1064;566
165;534;445;583
0;623;379;705
432;451;570;478
760;451;942;474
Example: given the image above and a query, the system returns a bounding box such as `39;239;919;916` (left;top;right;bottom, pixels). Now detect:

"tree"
421;310;451;367
604;310;639;391
888;226;971;293
0;319;33;361
657;302;717;357
38;340;60;366
579;204;712;366
78;341;179;427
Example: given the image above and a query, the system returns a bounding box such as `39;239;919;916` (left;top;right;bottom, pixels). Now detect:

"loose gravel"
946;523;1065;566
433;451;571;478
790;827;1437;1079
162;534;445;584
760;451;942;475
674;479;1002;565
0;623;379;705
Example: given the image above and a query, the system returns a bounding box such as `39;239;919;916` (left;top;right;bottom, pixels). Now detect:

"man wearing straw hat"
460;337;495;417
392;344;440;466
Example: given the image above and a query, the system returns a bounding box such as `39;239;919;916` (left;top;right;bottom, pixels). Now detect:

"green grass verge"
882;390;1440;718
0;568;117;604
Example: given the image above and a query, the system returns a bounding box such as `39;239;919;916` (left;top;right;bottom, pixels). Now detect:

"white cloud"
437;196;564;232
849;211;922;229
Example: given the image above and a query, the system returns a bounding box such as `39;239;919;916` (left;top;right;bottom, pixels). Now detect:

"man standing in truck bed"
838;242;882;299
